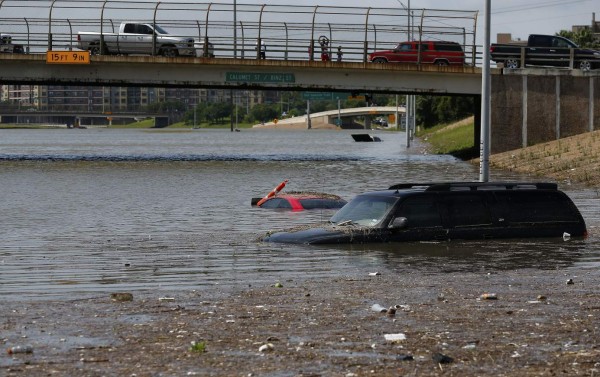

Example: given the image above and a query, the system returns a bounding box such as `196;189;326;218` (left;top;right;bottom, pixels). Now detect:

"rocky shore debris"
480;293;498;300
370;304;387;313
432;352;454;364
383;333;406;342
110;292;133;302
259;343;274;353
7;345;33;355
190;341;206;353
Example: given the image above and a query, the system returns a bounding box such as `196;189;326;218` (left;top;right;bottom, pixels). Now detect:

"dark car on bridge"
368;41;465;66
262;182;587;244
252;192;347;211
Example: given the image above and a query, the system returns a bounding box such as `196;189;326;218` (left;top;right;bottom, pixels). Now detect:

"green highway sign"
226;72;295;83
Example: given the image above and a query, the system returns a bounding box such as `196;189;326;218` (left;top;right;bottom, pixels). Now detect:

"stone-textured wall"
491;75;522;153
491;71;599;154
527;76;556;145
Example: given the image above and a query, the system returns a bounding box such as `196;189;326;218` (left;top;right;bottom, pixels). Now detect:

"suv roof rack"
388;182;558;191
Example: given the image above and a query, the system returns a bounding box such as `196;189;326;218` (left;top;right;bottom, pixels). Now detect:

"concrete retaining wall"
491;70;599;154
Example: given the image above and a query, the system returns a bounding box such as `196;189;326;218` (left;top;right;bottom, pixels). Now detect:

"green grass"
417;120;477;159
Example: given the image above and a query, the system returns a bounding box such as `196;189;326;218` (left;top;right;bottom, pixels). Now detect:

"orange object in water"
257;180;288;207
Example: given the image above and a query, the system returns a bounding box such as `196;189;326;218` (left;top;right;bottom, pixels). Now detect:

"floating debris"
368;272;381;276
273;282;283;288
566;278;574;285
563;232;571;241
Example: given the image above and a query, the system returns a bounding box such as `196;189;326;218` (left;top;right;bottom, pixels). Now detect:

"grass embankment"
420;116;600;187
417;116;476;159
489;130;600;186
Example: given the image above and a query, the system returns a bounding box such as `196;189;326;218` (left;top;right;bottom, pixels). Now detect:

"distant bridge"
254;106;407;129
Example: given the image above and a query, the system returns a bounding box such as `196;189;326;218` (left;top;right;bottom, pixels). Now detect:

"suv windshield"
330;195;398;227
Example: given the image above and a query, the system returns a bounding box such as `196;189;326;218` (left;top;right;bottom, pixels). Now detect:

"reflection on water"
1;129;599;300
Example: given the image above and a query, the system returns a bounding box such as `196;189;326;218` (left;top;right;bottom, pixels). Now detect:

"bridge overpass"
0;54;483;95
254;106;407;130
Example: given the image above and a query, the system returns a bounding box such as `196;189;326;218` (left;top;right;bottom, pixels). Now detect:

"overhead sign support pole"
479;0;491;182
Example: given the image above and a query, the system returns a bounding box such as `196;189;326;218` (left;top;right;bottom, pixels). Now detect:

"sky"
262;0;598;43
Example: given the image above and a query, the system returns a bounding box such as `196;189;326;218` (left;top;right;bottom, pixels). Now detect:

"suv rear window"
495;191;579;223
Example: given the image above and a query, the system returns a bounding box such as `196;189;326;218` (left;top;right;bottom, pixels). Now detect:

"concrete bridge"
254;106;407;130
0;54;482;95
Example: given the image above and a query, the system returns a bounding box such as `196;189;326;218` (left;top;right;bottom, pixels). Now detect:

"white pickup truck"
77;22;212;57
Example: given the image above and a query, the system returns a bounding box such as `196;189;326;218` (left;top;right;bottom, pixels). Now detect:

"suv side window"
442;194;492;227
435;42;463;52
394;195;441;228
399;43;413;51
531;35;552;47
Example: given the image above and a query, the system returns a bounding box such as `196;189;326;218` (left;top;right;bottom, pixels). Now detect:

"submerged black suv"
262;182;587;244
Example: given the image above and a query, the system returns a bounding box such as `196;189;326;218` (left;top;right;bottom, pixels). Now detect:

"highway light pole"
397;0;413;148
231;0;237;132
233;0;237;58
480;0;491;182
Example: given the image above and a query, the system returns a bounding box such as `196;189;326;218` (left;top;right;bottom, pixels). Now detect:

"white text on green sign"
226;72;295;83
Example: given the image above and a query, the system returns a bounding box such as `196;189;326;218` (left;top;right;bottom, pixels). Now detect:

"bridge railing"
0;1;480;65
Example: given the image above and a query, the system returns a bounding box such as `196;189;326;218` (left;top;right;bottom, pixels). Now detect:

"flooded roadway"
1;128;599;301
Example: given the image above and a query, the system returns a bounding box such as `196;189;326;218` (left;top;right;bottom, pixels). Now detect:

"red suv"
368;41;465;66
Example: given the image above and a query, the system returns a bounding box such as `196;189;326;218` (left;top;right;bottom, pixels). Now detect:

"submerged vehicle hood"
263;226;354;245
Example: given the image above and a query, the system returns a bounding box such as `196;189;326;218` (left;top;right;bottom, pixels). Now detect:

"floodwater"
1;128;599;301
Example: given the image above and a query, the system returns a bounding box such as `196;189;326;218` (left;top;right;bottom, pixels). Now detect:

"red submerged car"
252;192;347;211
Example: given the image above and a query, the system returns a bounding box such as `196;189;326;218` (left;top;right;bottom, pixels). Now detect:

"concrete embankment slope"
488;129;600;186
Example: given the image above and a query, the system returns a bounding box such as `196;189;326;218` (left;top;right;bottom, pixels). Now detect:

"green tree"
248;103;278;123
556;29;600;48
416;95;474;128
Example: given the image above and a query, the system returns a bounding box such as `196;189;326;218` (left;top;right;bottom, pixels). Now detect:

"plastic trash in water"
563;232;571;241
384;333;406;342
371;304;387;313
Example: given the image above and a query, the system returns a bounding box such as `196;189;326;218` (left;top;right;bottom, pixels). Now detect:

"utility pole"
230;0;237;132
480;0;491;182
397;0;413;148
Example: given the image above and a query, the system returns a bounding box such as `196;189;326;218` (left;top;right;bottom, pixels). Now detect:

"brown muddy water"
1;128;599;301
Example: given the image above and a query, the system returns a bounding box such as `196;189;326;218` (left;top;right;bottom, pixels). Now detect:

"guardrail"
491;47;600;71
0;1;480;65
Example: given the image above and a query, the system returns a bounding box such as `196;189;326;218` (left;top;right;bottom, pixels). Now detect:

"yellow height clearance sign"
46;51;90;64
